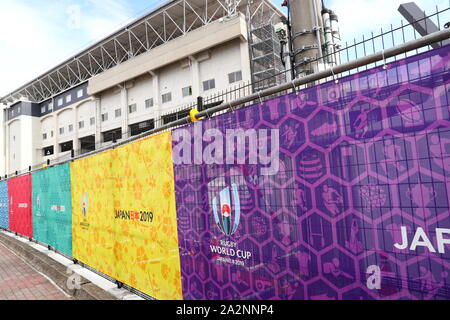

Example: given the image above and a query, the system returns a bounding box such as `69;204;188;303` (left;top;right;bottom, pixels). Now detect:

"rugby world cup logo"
212;184;241;236
81;193;88;217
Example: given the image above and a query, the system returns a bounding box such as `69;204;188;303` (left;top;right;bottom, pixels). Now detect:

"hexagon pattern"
173;45;450;299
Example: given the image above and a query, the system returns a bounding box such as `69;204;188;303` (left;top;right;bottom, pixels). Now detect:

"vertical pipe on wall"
330;12;342;65
322;8;333;64
290;0;324;77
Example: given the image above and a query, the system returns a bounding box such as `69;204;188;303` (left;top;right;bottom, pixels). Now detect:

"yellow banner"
71;132;182;300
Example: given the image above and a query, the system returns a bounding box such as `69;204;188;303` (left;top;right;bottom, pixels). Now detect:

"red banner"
8;175;32;238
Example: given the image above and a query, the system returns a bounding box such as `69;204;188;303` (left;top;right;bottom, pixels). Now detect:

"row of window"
42;120;155;157
41;88;85;114
43;141;73;156
9;106;21;118
38;71;241;117
43;117;95;140
38;70;241;120
40;71;242;137
159;71;241;104
41;103;53;114
101;102;149;122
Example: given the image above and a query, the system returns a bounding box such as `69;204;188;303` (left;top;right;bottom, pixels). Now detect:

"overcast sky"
0;0;449;97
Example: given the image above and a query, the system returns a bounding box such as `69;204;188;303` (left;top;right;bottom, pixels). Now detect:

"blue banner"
0;181;7;229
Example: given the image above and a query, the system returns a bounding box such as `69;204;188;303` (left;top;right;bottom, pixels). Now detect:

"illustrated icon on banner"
282;122;301;149
298;153;324;181
353;107;376;138
430;135;450;173
289;91;317;112
346;219;364;254
212;184;241;236
293;187;308;212
322;185;344;216
279;220;294;246
323;258;354;280
296;250;311;278
406;184;436;219
380;140;406;173
396;99;424;127
412;266;447;300
81;193;88;217
360;185;387;211
311;121;338;137
252;216;268;236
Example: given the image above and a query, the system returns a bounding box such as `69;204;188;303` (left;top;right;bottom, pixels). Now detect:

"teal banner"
32;163;72;256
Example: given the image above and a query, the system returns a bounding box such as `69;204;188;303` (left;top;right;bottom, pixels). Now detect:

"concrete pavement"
0;243;71;300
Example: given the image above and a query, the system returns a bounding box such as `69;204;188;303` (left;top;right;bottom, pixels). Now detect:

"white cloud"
81;0;134;41
0;2;61;97
0;0;448;98
0;0;135;97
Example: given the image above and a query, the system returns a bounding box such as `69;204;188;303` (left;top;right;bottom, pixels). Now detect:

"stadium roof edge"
1;0;285;105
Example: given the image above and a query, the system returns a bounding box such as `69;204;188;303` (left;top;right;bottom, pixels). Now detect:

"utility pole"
289;0;324;77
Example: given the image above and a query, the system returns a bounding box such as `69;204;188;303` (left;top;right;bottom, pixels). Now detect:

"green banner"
32;163;72;256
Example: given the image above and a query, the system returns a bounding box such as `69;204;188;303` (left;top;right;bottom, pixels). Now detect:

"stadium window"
182;86;192;98
161;92;172;104
129;120;155;137
228;71;242;84
80;135;95;154
115;109;122;118
90;117;95;126
48;102;53;111
50;130;54;138
103;128;122;143
79;121;85;129
43;133;47;140
66;94;72;103
59;127;64;135
145;98;154;109
57;98;63;106
43;146;54;157
203;79;215;91
77;89;83;98
68;124;73;133
60;141;73;153
41;105;46;113
102;113;108;122
128;104;137;114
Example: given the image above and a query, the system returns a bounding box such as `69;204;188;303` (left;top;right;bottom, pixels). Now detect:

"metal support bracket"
293;26;322;39
294;57;314;67
293;45;319;56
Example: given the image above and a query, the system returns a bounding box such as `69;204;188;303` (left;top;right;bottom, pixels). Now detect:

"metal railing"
3;4;450;178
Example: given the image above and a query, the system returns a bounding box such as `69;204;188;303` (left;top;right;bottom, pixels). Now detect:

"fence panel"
32;163;73;256
172;44;450;300
71;132;182;300
0;181;8;229
8;175;32;238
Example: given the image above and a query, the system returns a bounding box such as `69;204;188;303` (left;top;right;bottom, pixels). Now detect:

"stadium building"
0;0;287;176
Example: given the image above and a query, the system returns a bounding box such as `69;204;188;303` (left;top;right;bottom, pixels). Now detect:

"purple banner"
172;44;450;300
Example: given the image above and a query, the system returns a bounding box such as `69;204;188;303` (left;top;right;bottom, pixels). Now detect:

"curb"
0;232;118;300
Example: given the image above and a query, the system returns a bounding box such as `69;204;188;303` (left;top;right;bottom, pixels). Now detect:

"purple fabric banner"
172;44;450;300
